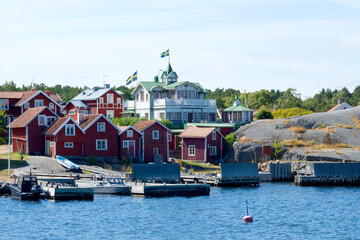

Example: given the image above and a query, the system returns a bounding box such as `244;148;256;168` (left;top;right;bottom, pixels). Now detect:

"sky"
1;0;360;99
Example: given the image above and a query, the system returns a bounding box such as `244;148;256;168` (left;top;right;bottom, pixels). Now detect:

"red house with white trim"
118;126;143;161
179;126;224;163
10;106;57;155
80;114;120;158
44;117;85;157
133;120;172;163
0;90;61;122
66;85;125;119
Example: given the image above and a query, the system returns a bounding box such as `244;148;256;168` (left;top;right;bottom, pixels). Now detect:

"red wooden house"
133;120;172;163
80;114;120;158
179;126;224;163
118;126;143;160
10;106;57;155
68;85;125;119
62;100;91;122
0;90;61;122
44;117;85;157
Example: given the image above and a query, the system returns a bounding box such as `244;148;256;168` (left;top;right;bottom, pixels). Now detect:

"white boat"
56;155;81;172
77;177;131;195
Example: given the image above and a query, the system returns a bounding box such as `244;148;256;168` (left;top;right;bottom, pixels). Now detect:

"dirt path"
0;145;10;154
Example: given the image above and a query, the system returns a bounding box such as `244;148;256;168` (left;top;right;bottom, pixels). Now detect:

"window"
38;115;46;125
50;142;55;147
89;110;94;114
0;99;9;110
96;139;107;150
127;130;133;138
123;141;129;148
146;94;148;101
210;146;217;156
145;113;149;120
64;142;74;148
99;98;104;104
24;102;29;109
106;110;114;119
152;130;159;140
49;103;54;110
107;94;114;103
160;112;165;120
168;133;172;142
153;148;159;156
69;110;75;116
97;122;105;132
140;91;144;101
212;131;216;140
46;117;56;126
117;98;121;104
34;99;44;107
65;124;75;136
189;145;195;156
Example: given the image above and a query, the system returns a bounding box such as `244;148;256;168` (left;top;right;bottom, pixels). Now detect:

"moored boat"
9;174;43;200
56;155;82;172
77;177;131;195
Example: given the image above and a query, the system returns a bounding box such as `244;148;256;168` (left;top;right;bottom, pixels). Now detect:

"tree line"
1;81;359;112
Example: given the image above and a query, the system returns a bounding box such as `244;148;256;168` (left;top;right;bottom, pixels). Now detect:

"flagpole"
168;48;170;65
245;89;247;107
8;117;11;177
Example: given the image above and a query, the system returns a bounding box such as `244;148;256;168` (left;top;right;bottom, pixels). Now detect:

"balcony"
153;98;216;108
124;100;135;110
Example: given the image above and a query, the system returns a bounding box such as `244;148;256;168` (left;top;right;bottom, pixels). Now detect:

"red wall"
83;118;119;157
119;128;142;159
25;93;60;114
168;133;175;151
53;123;85;156
143;123;168;163
182;138;205;161
65;103;79;122
7;99;22;119
219;127;234;137
13;139;26;154
205;131;222;162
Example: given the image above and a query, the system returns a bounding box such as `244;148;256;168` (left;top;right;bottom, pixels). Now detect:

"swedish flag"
161;49;169;58
126;71;137;86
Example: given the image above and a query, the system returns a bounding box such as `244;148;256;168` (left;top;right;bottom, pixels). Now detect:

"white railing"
124;100;135;109
153;98;216;108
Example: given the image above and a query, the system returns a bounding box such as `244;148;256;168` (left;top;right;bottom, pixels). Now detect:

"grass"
240;136;253;143
336;150;345;155
282;139;314;147
0;153;27;177
181;160;219;169
288;126;306;135
352;114;360;130
311;143;352;150
333;124;354;129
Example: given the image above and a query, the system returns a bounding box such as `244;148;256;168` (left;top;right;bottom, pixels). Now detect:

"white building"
124;64;217;124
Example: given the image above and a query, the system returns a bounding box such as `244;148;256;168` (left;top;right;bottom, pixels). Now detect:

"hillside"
233;106;360;162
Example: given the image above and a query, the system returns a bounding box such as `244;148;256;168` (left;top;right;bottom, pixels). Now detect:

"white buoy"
243;200;253;223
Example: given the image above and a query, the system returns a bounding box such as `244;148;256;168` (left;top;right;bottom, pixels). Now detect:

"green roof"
222;106;254;112
139;81;207;94
121;110;136;114
139;81;166;93
186;123;235;128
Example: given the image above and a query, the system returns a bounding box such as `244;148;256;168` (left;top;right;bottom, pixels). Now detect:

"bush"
225;132;235;148
272;107;313;119
255;110;273;119
88;155;97;165
111;117;147;126
160;119;171;128
0;137;9;145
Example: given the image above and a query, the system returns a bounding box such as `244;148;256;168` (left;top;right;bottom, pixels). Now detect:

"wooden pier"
131;182;210;197
295;163;360;186
269;163;293;181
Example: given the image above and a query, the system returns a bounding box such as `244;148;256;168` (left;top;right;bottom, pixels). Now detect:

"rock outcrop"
233;106;360;162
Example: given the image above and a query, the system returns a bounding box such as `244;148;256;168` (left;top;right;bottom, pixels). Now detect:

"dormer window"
35;99;44;107
38;115;46;126
0;99;9;110
212;131;216;140
97;122;105;132
49;103;54;110
65;124;75;136
24;103;29;109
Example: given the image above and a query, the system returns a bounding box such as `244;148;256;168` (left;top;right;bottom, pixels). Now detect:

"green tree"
273;139;284;160
0;110;7;133
224;132;235;148
255;109;273;119
276;88;302;109
272;107;313;119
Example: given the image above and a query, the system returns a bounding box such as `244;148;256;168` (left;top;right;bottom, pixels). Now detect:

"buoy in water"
243;200;253;223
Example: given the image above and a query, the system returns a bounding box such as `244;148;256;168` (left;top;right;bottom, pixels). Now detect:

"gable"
10;106;57;128
81;114;120;133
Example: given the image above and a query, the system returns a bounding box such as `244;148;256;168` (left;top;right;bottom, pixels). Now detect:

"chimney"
31;89;36;91
104;84;110;89
45;91;51;96
338;97;345;104
93;87;98;92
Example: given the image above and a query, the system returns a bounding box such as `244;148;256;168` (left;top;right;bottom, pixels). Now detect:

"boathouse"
179;126;224;163
80;114;120;158
133;120;172;163
9;106;58;155
44;117;85;156
118;126;143;161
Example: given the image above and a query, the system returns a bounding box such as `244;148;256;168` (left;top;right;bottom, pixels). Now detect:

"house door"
129;141;135;157
188;113;193;123
45;141;51;156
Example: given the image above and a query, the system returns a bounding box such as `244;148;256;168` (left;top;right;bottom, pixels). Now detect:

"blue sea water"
1;183;360;240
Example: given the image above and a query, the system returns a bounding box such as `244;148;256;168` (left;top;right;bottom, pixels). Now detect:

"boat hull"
43;186;94;200
9;185;41;201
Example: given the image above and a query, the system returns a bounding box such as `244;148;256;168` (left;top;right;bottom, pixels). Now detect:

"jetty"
295;163;360;186
269;163;293;181
130;163;210;196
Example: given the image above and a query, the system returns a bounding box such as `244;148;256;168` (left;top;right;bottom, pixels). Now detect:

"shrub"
255;110;273;119
0;137;9;145
111;117;147;126
88;155;97;165
224;132;235;148
273;139;284;160
272;107;313;119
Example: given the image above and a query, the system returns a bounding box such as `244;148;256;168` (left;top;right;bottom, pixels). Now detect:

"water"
1;183;360;239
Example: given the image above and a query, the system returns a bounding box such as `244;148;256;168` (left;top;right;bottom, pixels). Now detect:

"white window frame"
168;132;172;142
153;148;159;156
34;99;44;107
96;139;107;150
127;130;133;138
69;110;75;116
107;94;114;104
38;115;46;126
97;122;106;132
46;116;57;127
117;98;121;104
123;141;129;148
49;103;54;110
0;99;9;110
212;131;216;140
152;130;159;140
210;146;217;156
24;102;29;109
106;110;114;119
89;110;94;114
189;145;195;156
64;142;74;148
99;98;104;104
65;124;75;136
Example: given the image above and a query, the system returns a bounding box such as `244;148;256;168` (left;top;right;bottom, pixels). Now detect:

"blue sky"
1;0;360;99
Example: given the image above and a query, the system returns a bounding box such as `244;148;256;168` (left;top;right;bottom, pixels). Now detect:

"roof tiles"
10;106;47;128
179;126;216;138
133;120;156;131
43;117;68;136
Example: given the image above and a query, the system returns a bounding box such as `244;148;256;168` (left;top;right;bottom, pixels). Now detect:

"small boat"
77;177;131;195
9;174;43;200
40;178;94;200
56;155;82;172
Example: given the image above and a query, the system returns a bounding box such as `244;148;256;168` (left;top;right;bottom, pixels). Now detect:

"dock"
131;182;210;197
295;163;360;186
269;163;293;181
